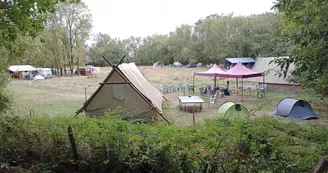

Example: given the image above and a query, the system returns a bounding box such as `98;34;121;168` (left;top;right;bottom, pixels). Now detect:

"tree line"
5;8;285;73
89;12;286;66
1;0;327;98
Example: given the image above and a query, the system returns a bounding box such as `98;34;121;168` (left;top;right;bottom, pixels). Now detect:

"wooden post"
192;74;195;93
84;87;87;102
313;158;328;173
183;87;186;96
104;142;110;161
262;75;265;97
68;125;79;162
193;104;196;126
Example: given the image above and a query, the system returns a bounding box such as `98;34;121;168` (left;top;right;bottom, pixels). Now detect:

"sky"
82;0;276;40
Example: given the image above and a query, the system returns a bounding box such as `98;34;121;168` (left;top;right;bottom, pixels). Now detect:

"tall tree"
273;0;328;98
0;0;80;113
88;33;128;66
54;2;92;76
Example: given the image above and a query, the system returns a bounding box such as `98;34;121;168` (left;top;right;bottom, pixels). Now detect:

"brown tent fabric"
76;63;163;119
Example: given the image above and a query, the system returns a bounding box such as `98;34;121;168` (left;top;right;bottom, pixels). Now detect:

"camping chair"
162;85;170;93
170;85;177;92
216;89;224;98
256;84;266;99
188;84;195;93
199;87;205;95
177;84;184;92
237;87;243;94
206;85;212;95
244;87;252;95
230;87;237;94
208;92;219;108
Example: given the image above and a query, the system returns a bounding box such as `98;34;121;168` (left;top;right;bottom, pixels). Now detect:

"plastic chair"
208;93;219;108
177;84;184;92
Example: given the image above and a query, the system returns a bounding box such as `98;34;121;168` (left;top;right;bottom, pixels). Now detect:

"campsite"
2;0;328;172
9;64;328;125
5;62;328;172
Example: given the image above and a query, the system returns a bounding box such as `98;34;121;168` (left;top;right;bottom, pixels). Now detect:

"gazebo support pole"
236;78;238;94
192;74;195;94
214;76;217;91
241;78;244;102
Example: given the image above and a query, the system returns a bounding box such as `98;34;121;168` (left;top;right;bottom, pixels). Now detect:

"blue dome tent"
274;98;318;120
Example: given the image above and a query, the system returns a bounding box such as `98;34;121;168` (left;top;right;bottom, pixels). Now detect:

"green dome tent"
218;101;250;118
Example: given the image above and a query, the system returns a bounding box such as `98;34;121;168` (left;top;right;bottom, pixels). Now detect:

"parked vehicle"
37;68;53;79
76;67;92;76
186;63;197;68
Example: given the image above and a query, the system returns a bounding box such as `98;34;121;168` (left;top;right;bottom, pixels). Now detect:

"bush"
0;114;327;172
0;72;12;114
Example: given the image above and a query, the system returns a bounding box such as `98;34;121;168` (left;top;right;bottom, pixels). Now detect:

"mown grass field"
8;66;328;126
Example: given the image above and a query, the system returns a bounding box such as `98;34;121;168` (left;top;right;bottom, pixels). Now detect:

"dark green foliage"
0;114;327;172
273;0;328;98
0;0;80;51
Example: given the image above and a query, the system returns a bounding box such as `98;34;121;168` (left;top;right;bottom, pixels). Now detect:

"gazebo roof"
193;64;225;77
216;62;263;78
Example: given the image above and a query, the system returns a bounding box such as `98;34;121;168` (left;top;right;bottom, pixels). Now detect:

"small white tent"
33;75;45;81
76;63;168;122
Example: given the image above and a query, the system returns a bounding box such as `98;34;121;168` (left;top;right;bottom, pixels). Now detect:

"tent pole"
236;78;238;94
241;78;244;102
214;76;217;90
192;74;195;94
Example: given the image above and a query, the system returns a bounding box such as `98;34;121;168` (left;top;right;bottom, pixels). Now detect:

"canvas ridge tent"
248;57;300;91
76;56;169;123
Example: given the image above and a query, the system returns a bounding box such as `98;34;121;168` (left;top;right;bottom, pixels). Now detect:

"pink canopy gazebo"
192;64;225;92
193;64;225;77
216;62;264;101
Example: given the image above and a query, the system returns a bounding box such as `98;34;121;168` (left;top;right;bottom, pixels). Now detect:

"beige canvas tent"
76;62;168;122
248;57;300;91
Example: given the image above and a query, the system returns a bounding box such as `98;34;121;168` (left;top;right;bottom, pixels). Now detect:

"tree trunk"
60;67;63;76
64;65;67;76
76;55;80;76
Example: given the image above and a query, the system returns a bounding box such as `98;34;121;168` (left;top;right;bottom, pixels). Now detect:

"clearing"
8;66;328;126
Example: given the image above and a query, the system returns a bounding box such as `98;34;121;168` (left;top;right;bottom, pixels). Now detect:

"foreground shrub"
0;115;328;172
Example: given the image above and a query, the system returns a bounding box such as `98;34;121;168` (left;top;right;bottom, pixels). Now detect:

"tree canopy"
0;0;79;51
0;0;81;113
87;12;283;66
274;0;328;98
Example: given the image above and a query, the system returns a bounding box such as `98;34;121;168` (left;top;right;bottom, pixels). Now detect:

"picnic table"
178;96;205;111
